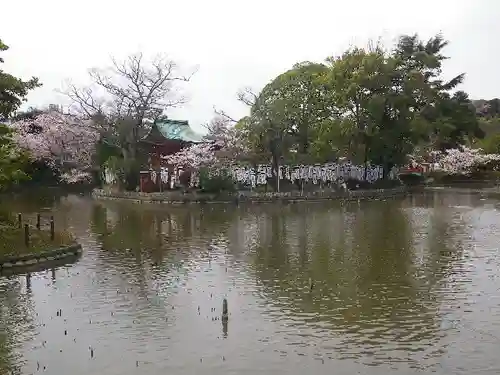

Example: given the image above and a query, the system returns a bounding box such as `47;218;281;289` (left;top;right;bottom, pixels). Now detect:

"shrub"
198;168;235;193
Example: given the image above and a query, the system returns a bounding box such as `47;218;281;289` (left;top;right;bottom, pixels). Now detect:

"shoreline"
0;243;82;273
92;184;500;205
422;186;500;195
92;187;409;204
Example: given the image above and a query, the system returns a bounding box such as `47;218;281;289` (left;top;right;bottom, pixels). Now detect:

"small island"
0;212;82;272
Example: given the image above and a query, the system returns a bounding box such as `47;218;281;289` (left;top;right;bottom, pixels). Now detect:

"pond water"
1;191;500;375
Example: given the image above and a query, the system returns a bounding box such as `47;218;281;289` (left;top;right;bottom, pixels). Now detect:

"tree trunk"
383;161;394;180
363;133;373;182
271;151;280;192
122;145;140;191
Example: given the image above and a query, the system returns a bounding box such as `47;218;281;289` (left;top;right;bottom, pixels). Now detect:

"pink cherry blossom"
431;146;500;175
10;111;99;183
162;142;218;169
162;124;248;169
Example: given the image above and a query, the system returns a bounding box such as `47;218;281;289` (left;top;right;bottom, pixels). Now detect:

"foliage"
424;91;483;150
10;111;99;183
474;114;500;154
198;168;235;193
233;34;483;182
253;62;330;156
0;39;41;118
241;62;332;172
232;115;269;164
103;155;129;189
0;123;29;190
162;115;249;172
476;132;500;154
324;35;481;173
3;34;495;190
157;33;492;191
93;138;122;186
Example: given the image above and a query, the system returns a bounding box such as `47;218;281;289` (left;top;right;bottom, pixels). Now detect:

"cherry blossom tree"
10;111;99;183
162;142;217;169
431;147;500;175
163;114;249;171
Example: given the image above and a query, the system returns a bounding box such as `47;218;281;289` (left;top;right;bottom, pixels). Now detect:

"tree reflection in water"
0;193;498;374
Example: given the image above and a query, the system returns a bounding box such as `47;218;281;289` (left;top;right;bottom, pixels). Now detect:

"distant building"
48;104;62;112
138;118;206;192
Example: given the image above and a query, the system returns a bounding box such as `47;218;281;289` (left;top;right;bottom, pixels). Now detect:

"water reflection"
245;203;442;368
0;193;499;374
0;277;35;375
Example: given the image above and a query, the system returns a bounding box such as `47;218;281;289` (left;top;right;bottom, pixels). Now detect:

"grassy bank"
0;214;75;261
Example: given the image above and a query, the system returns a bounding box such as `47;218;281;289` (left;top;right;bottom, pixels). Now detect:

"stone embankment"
92;187;408;204
0;243;82;272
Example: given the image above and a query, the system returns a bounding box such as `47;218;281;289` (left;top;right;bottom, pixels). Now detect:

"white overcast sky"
1;0;498;132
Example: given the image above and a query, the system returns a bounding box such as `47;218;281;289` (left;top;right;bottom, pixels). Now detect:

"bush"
0;209;14;225
427;170;500;185
398;173;425;186
198;168;235;193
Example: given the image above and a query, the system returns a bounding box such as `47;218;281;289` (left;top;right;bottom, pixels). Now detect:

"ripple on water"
1;194;500;374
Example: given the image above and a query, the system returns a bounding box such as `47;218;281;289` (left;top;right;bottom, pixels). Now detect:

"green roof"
142;119;205;143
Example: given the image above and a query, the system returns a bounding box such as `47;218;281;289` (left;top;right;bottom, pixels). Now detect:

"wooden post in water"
26;273;31;289
36;213;41;230
24;224;30;247
18;213;22;228
50;216;55;241
222;298;228;322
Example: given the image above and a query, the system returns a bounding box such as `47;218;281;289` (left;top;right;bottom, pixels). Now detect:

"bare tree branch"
62;82;105;119
213;107;238;124
210;86;258;126
85;53;194;124
60;52;195;154
237;86;258;107
202;112;234;135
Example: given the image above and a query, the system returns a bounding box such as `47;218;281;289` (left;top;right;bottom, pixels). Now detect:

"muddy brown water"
1;191;500;375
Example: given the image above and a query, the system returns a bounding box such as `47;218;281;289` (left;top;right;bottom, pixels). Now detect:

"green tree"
324;46;392;167
0;123;29;189
308;117;350;162
0;39;41;118
474;115;500;153
323;44;421;174
321;34;479;175
393;35;482;151
263;62;330;158
232;115;267;164
243;62;335;189
477;133;500;154
247;91;292;190
247;62;331;159
473;102;500;152
428;91;483;150
234;33;482;181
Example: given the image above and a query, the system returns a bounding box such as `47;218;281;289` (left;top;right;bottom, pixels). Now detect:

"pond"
1;191;500;375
